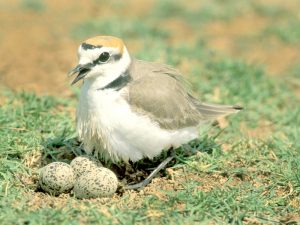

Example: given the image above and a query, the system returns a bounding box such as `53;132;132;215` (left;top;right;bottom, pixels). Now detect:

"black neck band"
98;70;132;91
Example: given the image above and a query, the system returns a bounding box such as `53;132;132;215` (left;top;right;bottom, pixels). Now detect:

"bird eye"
98;52;110;63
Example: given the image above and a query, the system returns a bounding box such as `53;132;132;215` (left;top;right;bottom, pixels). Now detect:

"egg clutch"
38;156;118;199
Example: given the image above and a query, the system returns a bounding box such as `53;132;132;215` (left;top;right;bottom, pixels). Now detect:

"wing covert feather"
127;60;203;129
125;60;241;130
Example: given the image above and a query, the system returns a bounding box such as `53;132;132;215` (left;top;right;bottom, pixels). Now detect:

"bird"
69;36;243;189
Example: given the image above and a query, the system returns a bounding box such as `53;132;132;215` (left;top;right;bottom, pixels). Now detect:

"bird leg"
125;155;174;190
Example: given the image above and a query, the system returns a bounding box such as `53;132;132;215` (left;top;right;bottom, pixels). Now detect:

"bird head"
69;36;131;85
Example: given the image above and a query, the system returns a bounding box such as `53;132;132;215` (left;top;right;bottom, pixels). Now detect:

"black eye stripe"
81;43;122;62
82;43;102;50
112;54;122;61
81;44;122;65
92;53;122;65
96;52;110;63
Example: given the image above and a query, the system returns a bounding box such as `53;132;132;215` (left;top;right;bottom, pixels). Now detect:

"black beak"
68;63;93;85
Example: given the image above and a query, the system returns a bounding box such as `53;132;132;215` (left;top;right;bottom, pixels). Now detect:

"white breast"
77;81;198;162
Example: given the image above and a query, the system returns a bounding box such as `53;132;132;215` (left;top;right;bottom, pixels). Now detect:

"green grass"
1;0;300;224
262;18;300;44
21;0;45;12
72;18;170;41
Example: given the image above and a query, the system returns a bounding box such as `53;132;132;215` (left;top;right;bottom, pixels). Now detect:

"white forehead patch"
78;45;121;65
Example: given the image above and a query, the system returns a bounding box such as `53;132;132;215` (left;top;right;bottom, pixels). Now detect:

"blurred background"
0;0;299;97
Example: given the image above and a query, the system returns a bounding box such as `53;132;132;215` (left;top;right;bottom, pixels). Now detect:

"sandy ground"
0;0;299;96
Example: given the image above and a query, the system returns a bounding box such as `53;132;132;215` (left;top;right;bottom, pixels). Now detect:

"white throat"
83;47;131;90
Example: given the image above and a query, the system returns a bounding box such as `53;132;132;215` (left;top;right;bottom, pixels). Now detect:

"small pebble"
39;162;75;195
70;155;103;178
74;167;118;199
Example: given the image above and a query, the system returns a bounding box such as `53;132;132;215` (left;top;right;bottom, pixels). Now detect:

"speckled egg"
39;162;75;195
74;167;118;199
70;155;103;178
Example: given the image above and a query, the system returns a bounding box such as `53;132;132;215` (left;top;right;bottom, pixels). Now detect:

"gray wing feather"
126;60;241;130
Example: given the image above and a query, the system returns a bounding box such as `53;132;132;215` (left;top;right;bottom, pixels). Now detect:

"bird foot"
124;155;174;190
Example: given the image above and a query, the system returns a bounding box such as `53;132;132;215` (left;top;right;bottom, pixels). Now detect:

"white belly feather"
77;82;198;162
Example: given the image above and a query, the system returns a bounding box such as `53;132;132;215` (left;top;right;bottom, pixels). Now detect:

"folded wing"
126;60;242;130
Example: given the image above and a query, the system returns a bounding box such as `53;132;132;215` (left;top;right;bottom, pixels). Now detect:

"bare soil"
1;0;298;209
1;0;299;95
